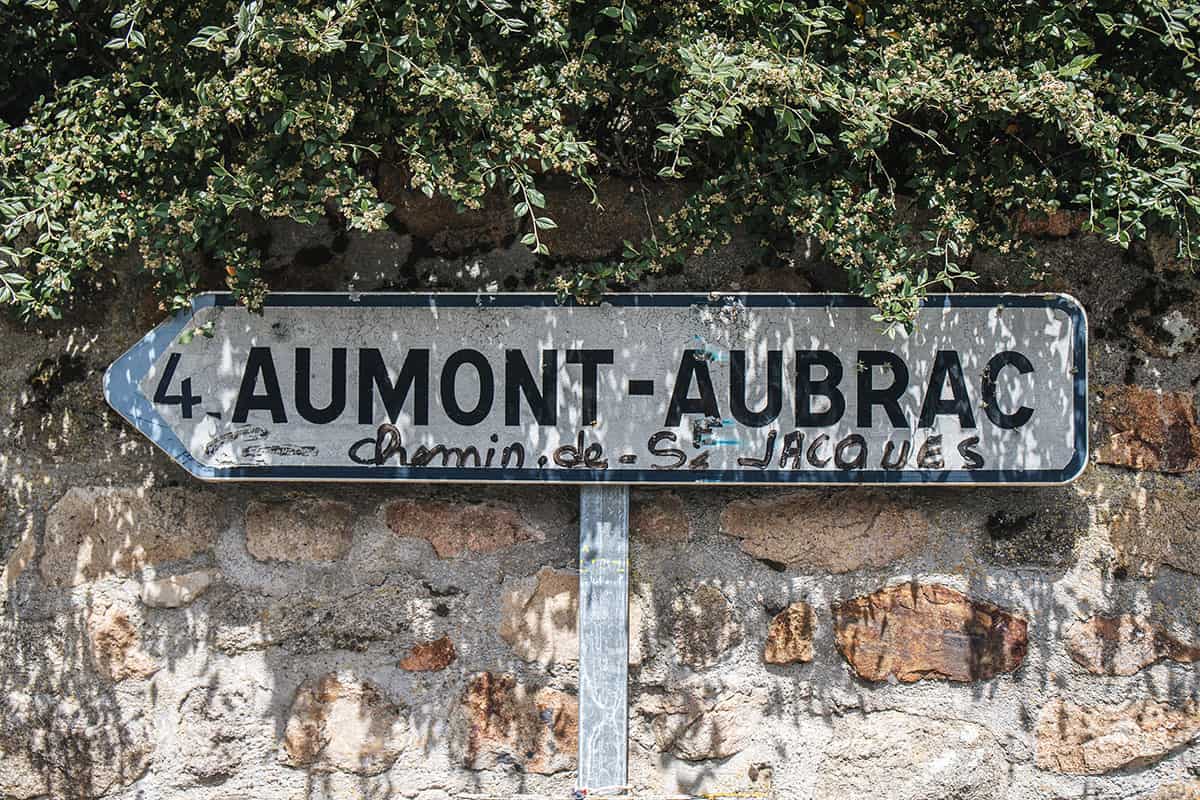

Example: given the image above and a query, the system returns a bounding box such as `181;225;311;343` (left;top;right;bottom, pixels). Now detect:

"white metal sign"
104;293;1087;484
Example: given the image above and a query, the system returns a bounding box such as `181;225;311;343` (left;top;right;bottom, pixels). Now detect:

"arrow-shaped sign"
104;292;1087;484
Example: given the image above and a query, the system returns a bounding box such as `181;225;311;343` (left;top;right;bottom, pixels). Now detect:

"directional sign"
104;293;1087;484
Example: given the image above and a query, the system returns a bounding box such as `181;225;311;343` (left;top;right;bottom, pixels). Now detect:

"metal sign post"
577;485;630;794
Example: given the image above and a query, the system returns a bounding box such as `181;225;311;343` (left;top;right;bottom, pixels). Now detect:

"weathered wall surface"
4;193;1200;800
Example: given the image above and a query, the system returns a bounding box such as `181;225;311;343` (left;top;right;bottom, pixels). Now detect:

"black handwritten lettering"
917;434;944;469
834;434;868;469
648;431;686;470
957;435;985;469
806;433;831;467
880;439;911;470
737;430;777;468
779;431;805;469
501;443;525;468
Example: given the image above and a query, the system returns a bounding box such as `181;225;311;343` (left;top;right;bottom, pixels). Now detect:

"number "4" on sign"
152;352;202;419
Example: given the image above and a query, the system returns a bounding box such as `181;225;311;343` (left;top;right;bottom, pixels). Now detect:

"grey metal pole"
576;485;630;793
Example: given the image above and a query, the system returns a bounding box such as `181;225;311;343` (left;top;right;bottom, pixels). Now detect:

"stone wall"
4;193;1200;799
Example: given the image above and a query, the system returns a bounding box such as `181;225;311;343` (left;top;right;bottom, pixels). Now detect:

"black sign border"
115;292;1089;485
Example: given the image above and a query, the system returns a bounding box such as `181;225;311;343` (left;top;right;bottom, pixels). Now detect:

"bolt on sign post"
105;292;1088;795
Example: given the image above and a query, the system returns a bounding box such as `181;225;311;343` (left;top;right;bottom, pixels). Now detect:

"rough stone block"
1036;697;1200;775
1066;615;1200;676
399;636;456;672
0;747;44;800
814;711;1007;800
376;163;516;254
672;583;742;670
630;491;689;543
382;499;541;558
178;682;261;782
636;682;767;761
87;601;158;682
1106;477;1200;576
41;487;223;588
538;177;685;261
281;672;409;775
833;583;1027;683
245;498;355;562
0;693;152;798
763;602;815;665
1094;385;1200;473
499;567;578;665
1016;209;1086;238
1151;783;1200;800
453;672;577;775
139;569;216;608
720;491;929;572
983;490;1086;567
1;524;35;591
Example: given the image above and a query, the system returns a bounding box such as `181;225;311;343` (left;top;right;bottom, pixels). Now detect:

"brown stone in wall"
455;672;577;775
376;162;516;255
1;524;35;591
740;266;814;292
87;602;159;682
1015;209;1086;238
382;499;542;558
399;636;456;672
1151;783;1200;800
40;487;224;588
720;491;929;572
1066;615;1200;676
763;602;815;665
636;682;767;761
1035;697;1200;775
1105;477;1200;576
833;583;1027;683
499;567;579;665
1094;385;1200;473
245;498;355;563
630;491;689;543
538;177;687;261
672;583;742;670
281;672;408;775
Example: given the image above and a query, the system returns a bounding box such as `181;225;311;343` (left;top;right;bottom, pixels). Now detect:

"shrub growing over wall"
2;0;1199;325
